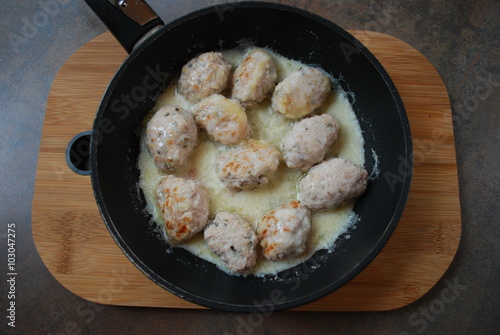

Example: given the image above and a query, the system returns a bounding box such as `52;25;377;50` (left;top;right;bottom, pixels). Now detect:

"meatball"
178;52;231;102
216;139;281;191
204;212;258;274
146;106;197;172
231;49;278;107
192;94;250;145
282;114;340;171
298;158;368;210
256;201;311;261
156;175;209;243
271;66;331;118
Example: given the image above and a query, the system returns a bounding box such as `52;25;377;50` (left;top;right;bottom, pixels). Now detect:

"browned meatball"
146;106;197;173
204;212;258;274
216;139;281;191
256;201;311;260
178;52;231;102
231;49;277;107
271;66;331;118
192;94;250;145
156;175;209;243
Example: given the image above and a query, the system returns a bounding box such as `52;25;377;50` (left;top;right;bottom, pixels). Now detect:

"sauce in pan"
138;47;365;276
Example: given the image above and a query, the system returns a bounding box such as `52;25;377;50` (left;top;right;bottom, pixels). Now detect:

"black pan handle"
84;0;164;53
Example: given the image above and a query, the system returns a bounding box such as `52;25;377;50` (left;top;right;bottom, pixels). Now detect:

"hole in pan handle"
66;131;92;176
84;0;165;53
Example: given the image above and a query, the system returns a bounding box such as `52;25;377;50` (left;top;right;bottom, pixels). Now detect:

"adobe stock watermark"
339;1;399;64
224;251;329;335
47;268;129;335
6;222;17;328
383;127;447;193
383;68;499;193
453;71;500;128
51;62;169;180
8;0;72;53
107;63;168;124
399;276;468;334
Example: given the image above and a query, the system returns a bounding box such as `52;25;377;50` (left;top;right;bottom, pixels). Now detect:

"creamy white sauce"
138;47;365;276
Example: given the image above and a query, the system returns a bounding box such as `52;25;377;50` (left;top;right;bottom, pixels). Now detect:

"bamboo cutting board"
32;31;461;311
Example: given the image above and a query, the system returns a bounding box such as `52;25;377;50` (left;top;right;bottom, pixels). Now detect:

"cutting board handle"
65;131;92;175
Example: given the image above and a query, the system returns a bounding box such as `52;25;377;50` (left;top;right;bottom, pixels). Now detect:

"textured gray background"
0;0;498;334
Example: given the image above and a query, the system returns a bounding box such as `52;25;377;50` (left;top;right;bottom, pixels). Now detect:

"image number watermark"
6;222;17;328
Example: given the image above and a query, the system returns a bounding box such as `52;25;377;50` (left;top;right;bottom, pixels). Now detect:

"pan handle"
84;0;164;54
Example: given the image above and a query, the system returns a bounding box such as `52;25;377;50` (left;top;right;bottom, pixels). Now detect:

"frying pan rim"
90;1;413;312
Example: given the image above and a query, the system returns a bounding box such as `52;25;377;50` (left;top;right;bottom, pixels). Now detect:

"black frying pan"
70;0;412;311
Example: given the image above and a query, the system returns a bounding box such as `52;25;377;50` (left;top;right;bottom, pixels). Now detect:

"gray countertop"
1;0;498;334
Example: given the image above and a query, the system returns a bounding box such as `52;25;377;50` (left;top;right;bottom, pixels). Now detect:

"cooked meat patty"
204;211;258;274
178;52;231;102
282;114;340;171
192;94;250;145
216;139;281;191
146;106;197;172
257;201;311;260
298;157;368;210
156;175;209;243
271;66;331;118
231;49;277;107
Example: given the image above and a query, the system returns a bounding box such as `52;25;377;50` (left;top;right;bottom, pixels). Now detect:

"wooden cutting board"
32;31;461;311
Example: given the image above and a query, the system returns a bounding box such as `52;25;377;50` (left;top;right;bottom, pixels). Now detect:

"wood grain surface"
32;31;461;311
